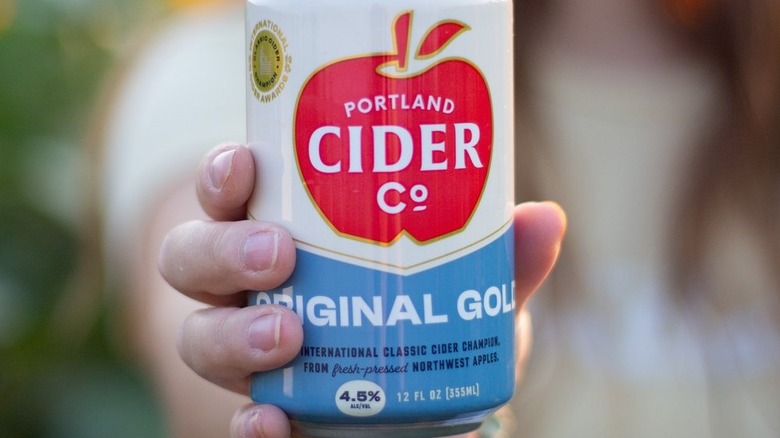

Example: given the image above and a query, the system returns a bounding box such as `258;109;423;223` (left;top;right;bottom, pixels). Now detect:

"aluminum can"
246;0;514;436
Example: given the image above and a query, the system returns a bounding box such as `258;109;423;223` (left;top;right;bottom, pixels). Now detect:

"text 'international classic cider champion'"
246;0;515;436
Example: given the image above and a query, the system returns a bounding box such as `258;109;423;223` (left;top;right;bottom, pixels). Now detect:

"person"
97;1;563;436
510;1;780;436
99;0;779;436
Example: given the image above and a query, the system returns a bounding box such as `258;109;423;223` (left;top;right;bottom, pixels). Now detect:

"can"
246;1;514;436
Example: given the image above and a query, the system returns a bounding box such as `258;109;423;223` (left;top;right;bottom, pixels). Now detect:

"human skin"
158;143;567;438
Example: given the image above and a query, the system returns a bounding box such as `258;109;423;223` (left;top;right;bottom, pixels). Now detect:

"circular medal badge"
249;20;290;101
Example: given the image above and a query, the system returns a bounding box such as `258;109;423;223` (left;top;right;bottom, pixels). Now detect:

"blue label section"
250;226;514;424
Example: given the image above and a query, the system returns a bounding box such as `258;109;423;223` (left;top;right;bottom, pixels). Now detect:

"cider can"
246;0;515;436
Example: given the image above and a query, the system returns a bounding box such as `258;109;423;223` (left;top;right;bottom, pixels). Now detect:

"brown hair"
513;0;780;316
670;0;780;311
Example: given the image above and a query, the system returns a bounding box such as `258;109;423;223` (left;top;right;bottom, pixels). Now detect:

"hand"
158;143;566;438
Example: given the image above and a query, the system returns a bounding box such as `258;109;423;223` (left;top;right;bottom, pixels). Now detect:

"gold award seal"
250;20;291;102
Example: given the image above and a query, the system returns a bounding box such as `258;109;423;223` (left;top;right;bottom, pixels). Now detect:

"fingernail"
241;231;279;272
248;407;267;438
247;313;281;352
209;148;236;190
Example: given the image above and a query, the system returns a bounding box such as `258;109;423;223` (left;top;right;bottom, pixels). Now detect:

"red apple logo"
294;11;492;245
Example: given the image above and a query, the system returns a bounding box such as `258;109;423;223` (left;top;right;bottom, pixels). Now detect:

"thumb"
513;201;566;307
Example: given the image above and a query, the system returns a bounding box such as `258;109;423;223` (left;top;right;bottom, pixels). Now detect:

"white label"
334;380;386;417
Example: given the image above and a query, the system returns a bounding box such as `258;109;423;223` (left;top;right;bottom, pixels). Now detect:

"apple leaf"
416;21;468;59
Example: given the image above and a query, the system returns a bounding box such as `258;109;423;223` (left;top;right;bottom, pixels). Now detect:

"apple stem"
394;11;412;70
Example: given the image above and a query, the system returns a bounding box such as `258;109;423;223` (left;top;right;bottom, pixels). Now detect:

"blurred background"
0;1;203;436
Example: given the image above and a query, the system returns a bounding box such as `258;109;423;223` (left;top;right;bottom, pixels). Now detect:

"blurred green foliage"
1;0;167;436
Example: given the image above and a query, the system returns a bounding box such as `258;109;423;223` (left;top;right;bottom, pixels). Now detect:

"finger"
514;201;567;306
231;404;291;438
178;305;303;395
159;220;296;305
197;143;256;221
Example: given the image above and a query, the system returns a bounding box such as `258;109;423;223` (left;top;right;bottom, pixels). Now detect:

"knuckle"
178;309;237;381
157;225;189;288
